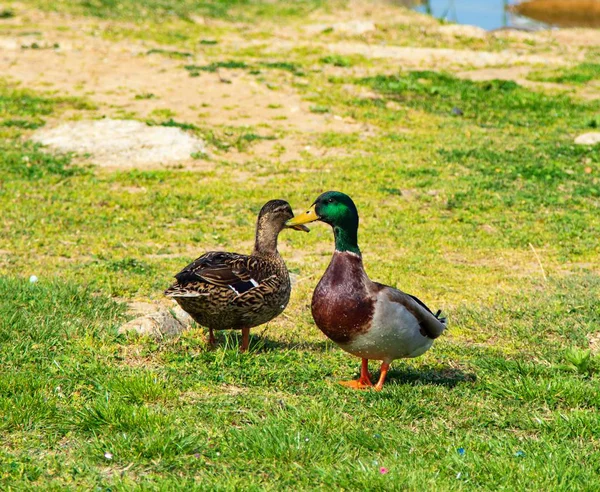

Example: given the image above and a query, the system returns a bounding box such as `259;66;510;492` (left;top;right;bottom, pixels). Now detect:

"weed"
157;118;199;131
321;55;352;67
564;347;595;376
184;60;248;74
134;93;157;100
1;118;45;129
261;61;305;76
146;48;193;59
310;105;330;113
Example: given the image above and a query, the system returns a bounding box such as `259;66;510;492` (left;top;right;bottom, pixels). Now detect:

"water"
410;0;548;31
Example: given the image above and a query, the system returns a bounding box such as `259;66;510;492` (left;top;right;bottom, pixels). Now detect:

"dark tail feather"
434;309;447;326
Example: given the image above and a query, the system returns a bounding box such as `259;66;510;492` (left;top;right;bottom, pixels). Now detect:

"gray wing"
379;284;447;339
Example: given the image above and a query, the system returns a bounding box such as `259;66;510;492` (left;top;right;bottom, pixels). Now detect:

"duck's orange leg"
240;327;250;352
339;358;373;389
374;362;390;391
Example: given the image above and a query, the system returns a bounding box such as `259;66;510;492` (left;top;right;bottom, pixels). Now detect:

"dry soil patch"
0;10;362;165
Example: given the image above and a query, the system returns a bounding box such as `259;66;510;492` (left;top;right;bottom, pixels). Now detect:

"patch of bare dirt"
589;332;600;355
2;2;597;169
550;28;600;47
305;0;436;28
457;66;534;82
0;10;363;166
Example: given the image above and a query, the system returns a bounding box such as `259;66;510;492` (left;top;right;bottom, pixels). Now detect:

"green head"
287;191;361;254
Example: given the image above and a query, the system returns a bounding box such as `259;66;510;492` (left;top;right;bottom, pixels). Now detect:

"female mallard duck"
287;191;446;390
165;200;308;352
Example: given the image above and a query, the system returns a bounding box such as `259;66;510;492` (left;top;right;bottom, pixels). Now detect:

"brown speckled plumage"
164;200;304;343
165;251;291;330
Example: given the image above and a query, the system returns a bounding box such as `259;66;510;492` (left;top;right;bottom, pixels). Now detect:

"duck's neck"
333;224;361;256
253;218;280;257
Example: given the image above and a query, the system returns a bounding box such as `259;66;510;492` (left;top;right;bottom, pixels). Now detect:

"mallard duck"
287;191;446;390
165;200;308;352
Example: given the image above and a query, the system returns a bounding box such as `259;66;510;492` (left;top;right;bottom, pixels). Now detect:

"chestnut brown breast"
311;252;375;344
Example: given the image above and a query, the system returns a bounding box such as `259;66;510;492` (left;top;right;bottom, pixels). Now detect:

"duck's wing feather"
378;284;447;339
170;251;264;295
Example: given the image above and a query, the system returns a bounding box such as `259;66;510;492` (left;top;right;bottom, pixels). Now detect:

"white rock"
29;275;38;283
574;132;600;145
118;306;193;338
31;119;205;168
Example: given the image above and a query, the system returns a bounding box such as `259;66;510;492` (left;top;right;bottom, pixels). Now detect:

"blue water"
412;0;547;31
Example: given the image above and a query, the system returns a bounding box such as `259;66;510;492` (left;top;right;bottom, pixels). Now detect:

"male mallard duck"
287;191;446;390
165;200;308;352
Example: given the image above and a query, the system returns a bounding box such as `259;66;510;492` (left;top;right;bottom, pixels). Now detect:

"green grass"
357;71;596;128
146;48;193;59
528;63;600;85
1;275;600;489
321;54;353;67
27;0;339;22
1;1;600;487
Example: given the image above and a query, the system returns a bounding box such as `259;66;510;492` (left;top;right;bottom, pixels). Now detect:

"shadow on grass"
221;331;329;353
196;327;328;353
384;365;476;389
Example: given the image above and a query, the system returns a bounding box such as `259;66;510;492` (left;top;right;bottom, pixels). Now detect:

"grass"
528;63;600;85
2;0;600;488
321;54;353;67
28;0;340;22
2;275;600;488
146;48;193;59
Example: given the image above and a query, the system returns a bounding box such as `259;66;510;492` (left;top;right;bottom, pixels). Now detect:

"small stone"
574;132;600;145
29;275;38;283
118;306;193;338
451;107;464;116
588;332;600;355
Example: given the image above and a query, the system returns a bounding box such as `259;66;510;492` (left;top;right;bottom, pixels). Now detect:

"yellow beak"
286;204;319;227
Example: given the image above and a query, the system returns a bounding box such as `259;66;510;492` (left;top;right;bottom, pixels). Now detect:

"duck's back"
165;251;291;330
